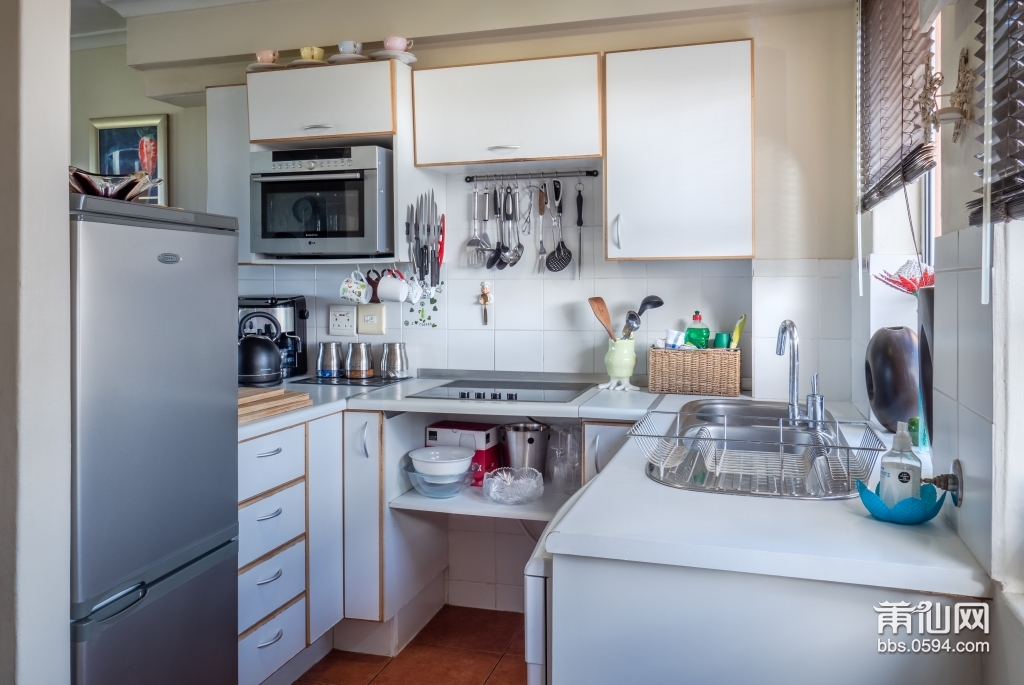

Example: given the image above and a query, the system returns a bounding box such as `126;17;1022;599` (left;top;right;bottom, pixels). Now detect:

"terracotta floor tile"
297;649;392;685
412;605;524;655
505;626;524;656
484;654;527;685
369;644;499;685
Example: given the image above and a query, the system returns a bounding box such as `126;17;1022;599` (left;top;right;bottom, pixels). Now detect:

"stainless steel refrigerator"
69;195;239;685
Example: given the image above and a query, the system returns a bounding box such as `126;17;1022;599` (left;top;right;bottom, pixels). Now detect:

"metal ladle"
621;310;641;340
637;295;664;317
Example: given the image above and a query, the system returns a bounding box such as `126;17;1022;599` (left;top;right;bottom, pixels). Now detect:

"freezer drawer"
239;425;306;502
239;482;306;567
238;596;307;685
72;542;237;685
238;539;306;633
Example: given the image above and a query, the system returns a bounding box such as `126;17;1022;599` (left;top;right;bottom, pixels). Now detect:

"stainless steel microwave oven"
249;146;393;257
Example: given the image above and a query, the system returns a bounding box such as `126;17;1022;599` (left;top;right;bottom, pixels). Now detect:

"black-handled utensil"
576;183;584;280
637;295;664;317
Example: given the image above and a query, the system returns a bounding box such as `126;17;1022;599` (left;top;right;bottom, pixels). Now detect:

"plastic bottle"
878;421;922;507
683;311;710;349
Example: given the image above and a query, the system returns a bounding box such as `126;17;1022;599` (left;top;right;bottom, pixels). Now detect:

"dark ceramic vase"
865;326;920;432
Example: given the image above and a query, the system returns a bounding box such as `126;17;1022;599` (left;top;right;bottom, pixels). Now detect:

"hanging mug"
340;270;371;304
376;269;410;303
407;279;424;303
364;269;383;303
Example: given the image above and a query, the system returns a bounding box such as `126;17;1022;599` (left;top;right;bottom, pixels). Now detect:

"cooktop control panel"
408;380;594;403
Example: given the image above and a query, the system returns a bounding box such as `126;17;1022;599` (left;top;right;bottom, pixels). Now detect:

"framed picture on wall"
89;114;168;205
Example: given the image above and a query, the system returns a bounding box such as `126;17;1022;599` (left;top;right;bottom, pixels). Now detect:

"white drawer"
238;540;306;633
239;425;305;502
238;483;305;567
238;597;306;685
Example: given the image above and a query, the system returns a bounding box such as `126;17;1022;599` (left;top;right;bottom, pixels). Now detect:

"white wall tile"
447;280;490;330
851;261;871;347
239;279;274;297
955;406;993;573
591;230;647;279
818;338;852;400
447;330;494;370
494;280;544;330
957;269;993;420
958;226;983;269
700;277;752;335
931;390;958;471
448;580;496;610
543;330;596;373
239;265;274;280
402;328;448;371
449;515;495;533
595;279;648;335
703;259;752;278
753;336;818;400
851;341;869;417
495;533;535;586
315;264;355;281
448;530;495;583
643;278;702;333
496;585;525;613
933;270;958;399
494;518;526;535
935;231;958;272
646;260;701;278
276;279;315;299
542;279;595;331
818;259;849;277
494;331;543;372
751;276;819;339
752;259;818;277
818;277;852;340
274;264;316;280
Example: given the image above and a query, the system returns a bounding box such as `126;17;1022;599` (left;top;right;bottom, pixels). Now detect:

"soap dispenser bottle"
878;421;922;507
684;311;710;349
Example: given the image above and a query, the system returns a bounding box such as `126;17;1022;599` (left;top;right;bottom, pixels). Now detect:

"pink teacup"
255;49;279;64
382;36;413;52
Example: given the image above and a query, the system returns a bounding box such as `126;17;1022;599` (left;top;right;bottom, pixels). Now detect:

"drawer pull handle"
257;629;284;648
256;447;283;458
256;507;283;522
360;423;370;459
256;568;283;586
487;144;521;151
302;124;334;130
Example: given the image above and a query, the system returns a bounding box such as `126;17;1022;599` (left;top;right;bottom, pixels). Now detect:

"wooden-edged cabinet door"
604;40;753;260
413;54;602;165
582;421;633;483
307;413;344;642
342;410;382;621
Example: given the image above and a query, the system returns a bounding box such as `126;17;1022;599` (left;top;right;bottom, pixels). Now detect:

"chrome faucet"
776;320;801;421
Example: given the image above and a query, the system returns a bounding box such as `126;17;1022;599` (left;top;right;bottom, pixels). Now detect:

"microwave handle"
253;173;363;182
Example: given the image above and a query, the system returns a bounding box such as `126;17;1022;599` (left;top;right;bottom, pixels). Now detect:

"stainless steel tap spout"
776;320;801;420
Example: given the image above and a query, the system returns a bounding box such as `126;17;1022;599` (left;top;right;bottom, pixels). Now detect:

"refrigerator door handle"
90;584;147;623
257;629;284;649
256;507;283;522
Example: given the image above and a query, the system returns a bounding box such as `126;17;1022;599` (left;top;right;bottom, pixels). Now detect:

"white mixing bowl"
409;446;475;476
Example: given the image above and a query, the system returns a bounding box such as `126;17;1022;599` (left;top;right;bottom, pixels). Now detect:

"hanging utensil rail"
464;169;599;183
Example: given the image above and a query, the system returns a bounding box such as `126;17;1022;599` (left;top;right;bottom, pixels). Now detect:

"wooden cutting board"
238;386;285;405
238;398;314;425
237;389;313;425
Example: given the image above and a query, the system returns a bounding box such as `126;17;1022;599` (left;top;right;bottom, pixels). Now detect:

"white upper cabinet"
247;61;396;143
604;41;753;260
412;54;602;166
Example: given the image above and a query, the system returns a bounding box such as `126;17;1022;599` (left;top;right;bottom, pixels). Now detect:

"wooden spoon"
589;297;617;341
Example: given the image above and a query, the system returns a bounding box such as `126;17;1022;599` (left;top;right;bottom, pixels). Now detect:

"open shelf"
389;484;571;522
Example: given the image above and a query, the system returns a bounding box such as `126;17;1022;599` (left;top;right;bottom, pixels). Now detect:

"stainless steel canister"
500;423;550;472
380;342;410;379
317;342;345;377
345;342;374;378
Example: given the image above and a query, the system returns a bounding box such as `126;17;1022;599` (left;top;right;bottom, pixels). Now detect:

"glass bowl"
404;462;473;499
483;467;544;505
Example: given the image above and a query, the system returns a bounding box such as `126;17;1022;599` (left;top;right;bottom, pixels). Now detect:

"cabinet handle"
256;568;283;586
256;447;282;458
302;124;334;130
257;629;284;648
487;145;521;151
594;434;602;475
614;214;622;249
256;507;283;522
360;423;370;459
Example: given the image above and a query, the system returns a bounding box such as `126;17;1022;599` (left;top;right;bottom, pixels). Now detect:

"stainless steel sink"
634;399;884;499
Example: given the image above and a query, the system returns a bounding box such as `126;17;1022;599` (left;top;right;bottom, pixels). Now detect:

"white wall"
447;516;546;612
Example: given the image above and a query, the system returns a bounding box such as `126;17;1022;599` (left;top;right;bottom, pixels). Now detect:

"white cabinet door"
247;61;396;143
307;413;344;642
605;41;753;259
206;85;253;263
413;54;602;165
582;421;633;484
343;411;382;621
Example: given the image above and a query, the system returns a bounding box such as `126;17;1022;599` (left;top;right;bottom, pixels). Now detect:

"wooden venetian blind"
967;0;1024;225
860;0;936;211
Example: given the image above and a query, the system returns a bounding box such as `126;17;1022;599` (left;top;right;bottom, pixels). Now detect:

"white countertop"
237;379;369;441
545;434;991;598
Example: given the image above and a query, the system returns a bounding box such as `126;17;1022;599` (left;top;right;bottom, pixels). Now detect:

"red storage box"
426;420;501;486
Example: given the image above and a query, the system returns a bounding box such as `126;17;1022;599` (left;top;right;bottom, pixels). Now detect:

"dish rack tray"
629;410;886;500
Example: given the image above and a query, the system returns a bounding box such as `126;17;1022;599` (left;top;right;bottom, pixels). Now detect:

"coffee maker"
238;296;310;377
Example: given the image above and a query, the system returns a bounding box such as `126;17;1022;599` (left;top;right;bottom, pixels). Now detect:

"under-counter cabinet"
246;61;396;143
412;54;602;165
581;421;633;483
237;414;344;685
604;40;753;259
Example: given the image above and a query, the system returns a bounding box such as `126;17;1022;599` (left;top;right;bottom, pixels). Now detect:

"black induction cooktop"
407;379;595;403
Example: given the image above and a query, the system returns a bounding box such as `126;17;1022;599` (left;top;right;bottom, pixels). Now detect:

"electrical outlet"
328;305;356;336
356;303;386;335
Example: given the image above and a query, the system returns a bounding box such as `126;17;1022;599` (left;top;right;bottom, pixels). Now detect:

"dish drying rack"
629;410;886;500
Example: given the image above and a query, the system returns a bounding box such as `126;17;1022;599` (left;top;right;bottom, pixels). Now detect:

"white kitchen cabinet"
342;410;382;620
238;596;307;685
247;61;396;143
237;425;305;503
238;539;306;634
412;54;602;166
604;40;753;259
582;421;632;484
306;412;344;642
238;483;306;567
206;85;253;264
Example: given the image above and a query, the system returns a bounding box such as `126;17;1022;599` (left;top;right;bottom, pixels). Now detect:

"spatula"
589;297;617;341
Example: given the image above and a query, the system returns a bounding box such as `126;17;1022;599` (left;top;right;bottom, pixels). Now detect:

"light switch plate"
329;305;356;336
356;303;386;335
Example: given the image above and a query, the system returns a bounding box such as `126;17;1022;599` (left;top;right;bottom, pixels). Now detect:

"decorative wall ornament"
918;61;944;144
948;47;975;143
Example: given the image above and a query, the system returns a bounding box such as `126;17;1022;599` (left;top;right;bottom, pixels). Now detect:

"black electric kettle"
238;312;283;387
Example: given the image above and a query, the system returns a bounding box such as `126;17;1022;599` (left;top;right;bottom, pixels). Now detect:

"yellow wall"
70;45;208;212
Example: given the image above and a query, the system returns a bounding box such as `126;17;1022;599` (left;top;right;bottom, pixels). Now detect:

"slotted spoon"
545;180;572;272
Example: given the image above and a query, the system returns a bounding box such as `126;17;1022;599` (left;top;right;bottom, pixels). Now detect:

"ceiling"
71;0;126;35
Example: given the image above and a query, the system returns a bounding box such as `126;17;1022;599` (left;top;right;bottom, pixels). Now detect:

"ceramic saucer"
246;62;288;72
328;53;370;64
289;59;328;68
370;50;417;65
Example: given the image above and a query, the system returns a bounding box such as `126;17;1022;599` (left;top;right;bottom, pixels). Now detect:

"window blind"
861;0;936;212
966;0;1024;225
